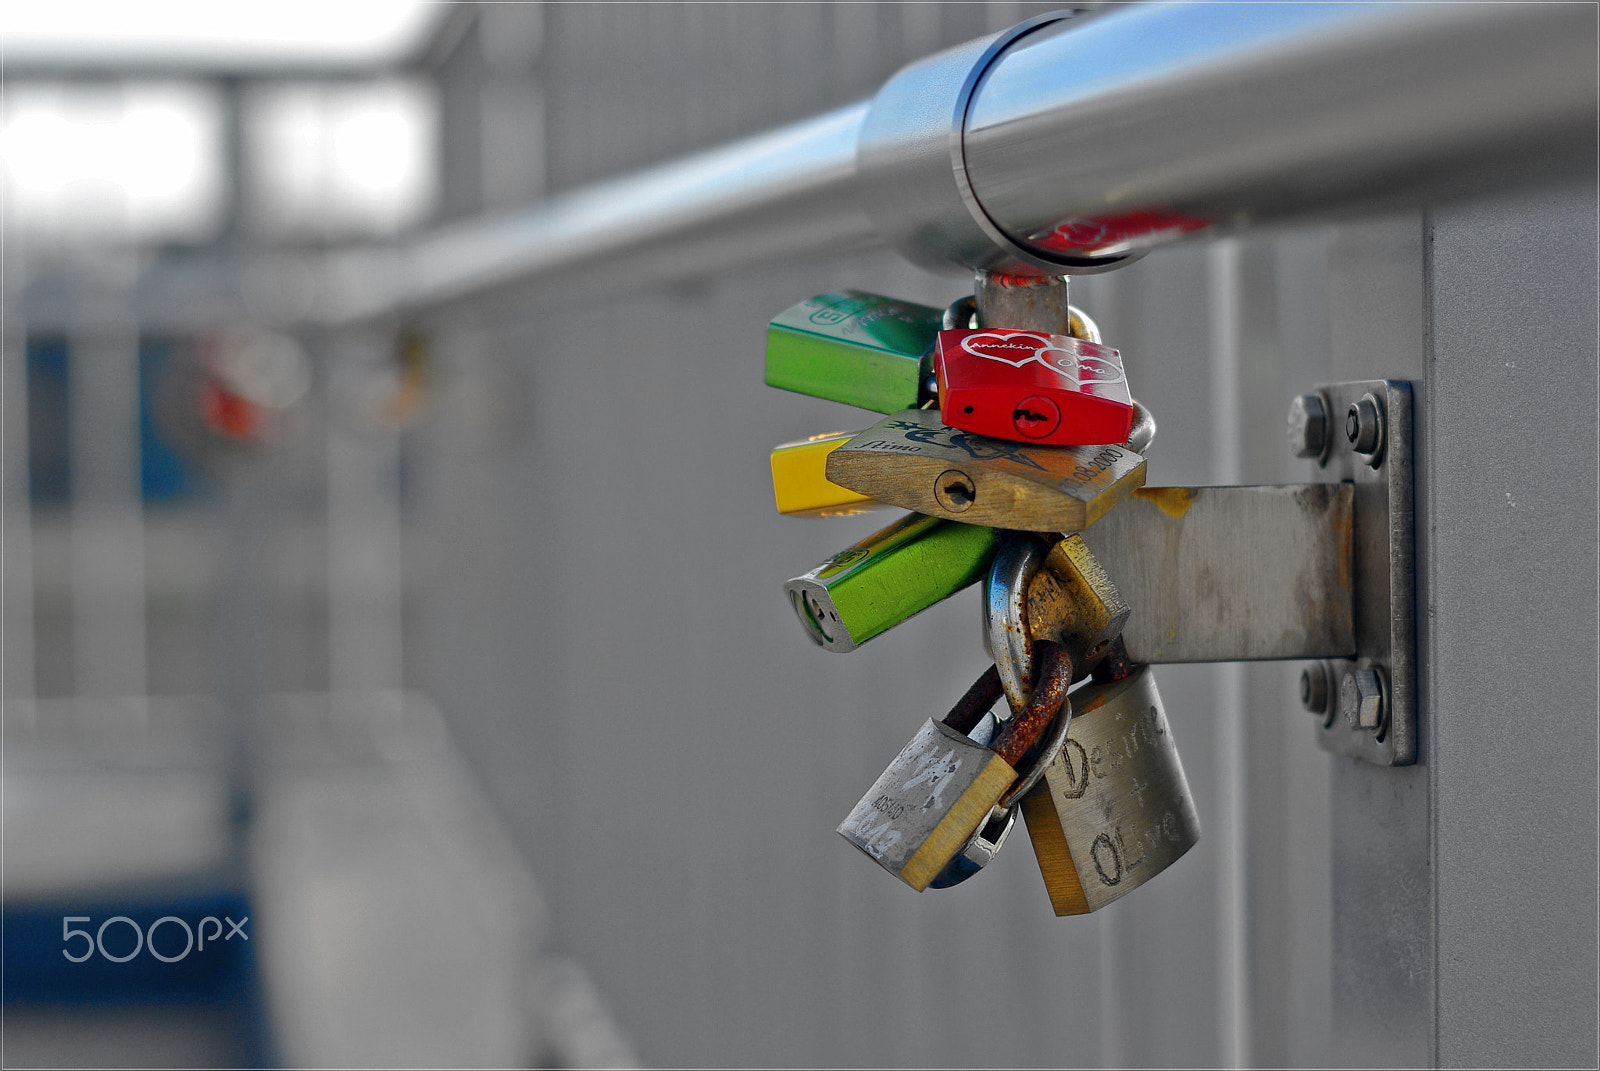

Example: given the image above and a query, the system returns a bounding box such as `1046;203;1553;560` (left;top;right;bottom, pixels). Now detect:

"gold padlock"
1020;664;1200;915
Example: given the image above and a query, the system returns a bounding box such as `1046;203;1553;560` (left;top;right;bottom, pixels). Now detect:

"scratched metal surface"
1081;484;1355;664
402;4;1573;1067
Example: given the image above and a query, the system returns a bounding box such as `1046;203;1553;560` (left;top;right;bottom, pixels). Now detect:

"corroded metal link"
941;664;1004;736
992;641;1072;767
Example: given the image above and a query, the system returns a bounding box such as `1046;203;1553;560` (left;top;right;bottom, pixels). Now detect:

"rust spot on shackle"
992;641;1073;767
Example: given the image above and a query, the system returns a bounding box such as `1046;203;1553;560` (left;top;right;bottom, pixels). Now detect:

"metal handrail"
333;1;1595;322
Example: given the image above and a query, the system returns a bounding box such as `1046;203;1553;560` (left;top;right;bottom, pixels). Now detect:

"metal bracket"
1078;379;1416;766
1293;380;1417;766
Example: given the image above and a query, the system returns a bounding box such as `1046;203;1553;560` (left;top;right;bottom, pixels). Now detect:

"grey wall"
1425;181;1598;1069
405;4;1598;1067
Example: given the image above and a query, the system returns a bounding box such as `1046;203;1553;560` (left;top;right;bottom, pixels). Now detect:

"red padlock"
934;328;1135;446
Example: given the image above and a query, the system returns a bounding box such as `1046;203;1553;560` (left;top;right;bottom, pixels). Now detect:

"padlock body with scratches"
825;408;1146;531
766;291;941;414
839;719;1017;892
1027;535;1132;655
784;513;999;652
1020;665;1199;915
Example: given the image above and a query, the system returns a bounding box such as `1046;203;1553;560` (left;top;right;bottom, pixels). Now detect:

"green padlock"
765;291;942;414
784;512;1000;652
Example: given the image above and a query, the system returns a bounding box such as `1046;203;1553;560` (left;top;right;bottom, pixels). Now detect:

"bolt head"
1339;668;1385;732
1346;395;1384;457
1286;394;1328;459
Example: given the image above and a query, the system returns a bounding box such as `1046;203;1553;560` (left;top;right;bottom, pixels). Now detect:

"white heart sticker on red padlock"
959;331;1126;388
937;328;1134;446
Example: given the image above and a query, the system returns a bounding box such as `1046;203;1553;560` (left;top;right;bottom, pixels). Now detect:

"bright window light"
0;83;223;240
247;80;437;238
0;0;442;67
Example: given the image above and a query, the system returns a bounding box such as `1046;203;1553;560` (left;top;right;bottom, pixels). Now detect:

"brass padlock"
823;407;1146;532
1020;664;1200;915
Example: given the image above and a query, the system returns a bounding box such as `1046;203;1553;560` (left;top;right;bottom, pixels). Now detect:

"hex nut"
1287;393;1328;460
1339;668;1385;732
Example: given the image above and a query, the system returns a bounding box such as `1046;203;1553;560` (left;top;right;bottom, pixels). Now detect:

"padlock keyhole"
933;469;978;513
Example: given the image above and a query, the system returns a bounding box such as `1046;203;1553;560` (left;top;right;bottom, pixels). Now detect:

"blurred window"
0;0;439;67
246;80;436;239
0;82;223;241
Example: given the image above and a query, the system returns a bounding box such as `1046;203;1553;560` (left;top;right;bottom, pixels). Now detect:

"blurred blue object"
138;339;203;504
3;877;275;1068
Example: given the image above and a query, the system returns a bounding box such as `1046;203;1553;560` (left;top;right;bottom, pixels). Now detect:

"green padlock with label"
765;291;943;414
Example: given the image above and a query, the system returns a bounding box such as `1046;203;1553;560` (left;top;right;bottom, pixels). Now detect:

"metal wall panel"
407;3;1597;1066
1427;179;1599;1069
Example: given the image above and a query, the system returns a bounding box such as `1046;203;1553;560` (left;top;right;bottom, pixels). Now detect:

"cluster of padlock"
765;277;1200;913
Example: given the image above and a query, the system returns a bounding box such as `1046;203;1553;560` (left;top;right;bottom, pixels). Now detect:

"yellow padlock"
769;432;882;517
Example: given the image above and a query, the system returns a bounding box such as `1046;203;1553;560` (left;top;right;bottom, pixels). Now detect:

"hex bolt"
1339;668;1385;732
934;469;977;513
1287;393;1328;460
1345;393;1385;461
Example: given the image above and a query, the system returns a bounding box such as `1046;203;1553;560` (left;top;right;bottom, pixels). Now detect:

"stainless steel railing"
335;1;1594;321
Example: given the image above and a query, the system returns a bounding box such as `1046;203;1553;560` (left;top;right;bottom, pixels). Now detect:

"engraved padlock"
838;636;1074;892
979;530;1194;914
824;407;1146;532
1020;664;1201;915
935;327;1135;446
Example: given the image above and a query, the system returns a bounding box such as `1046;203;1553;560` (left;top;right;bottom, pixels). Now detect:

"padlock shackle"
992;641;1072;768
984;534;1049;714
941;664;1003;737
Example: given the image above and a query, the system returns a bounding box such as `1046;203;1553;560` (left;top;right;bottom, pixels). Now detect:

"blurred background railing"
3;4;1595;1069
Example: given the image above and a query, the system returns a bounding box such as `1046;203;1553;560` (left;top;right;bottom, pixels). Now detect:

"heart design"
958;331;1125;387
1058;354;1124;385
959;331;1074;371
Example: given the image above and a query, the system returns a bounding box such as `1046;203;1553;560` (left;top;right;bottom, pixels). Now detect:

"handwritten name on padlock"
1021;666;1201;915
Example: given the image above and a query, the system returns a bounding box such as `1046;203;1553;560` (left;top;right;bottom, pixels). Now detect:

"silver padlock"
926;707;1017;890
838;641;1074;892
1019;664;1201;915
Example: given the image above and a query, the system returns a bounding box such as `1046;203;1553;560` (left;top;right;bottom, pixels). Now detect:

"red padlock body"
935;329;1135;446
